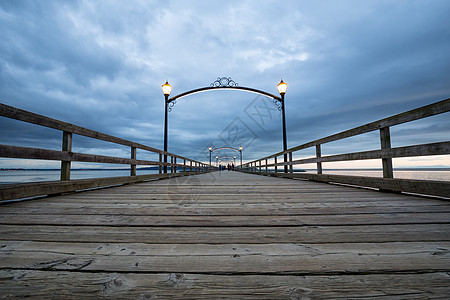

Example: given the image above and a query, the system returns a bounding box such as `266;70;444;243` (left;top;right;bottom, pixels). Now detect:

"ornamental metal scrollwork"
168;99;177;112
210;77;238;87
273;99;282;111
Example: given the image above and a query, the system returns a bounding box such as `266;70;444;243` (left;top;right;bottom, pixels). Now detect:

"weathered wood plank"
1;242;449;274
3;241;449;257
2;204;449;216
1;224;449;244
0;172;209;201
3;198;447;207
1;270;449;299
1;171;449;298
1;212;449;226
249;171;450;198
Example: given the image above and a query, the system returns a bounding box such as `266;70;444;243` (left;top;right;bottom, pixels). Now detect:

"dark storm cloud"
0;0;449;168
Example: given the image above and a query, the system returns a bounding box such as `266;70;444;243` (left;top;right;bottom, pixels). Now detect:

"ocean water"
0;169;449;185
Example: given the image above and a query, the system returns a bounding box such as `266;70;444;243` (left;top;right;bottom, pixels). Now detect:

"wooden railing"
242;98;450;198
0;103;212;201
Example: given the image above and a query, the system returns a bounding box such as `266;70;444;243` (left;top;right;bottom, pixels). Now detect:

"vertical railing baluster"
289;152;293;173
60;131;72;181
131;147;136;176
274;157;278;173
159;153;162;174
174;157;177;173
265;159;268;173
380;127;394;178
183;159;186;173
316;145;322;175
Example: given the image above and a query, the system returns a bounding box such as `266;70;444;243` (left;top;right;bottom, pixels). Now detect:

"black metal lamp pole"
239;146;243;169
277;79;288;173
281;94;288;173
209;146;212;167
162;81;172;174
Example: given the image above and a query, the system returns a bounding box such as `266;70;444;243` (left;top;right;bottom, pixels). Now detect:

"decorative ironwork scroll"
273;99;282;111
210;77;239;87
168;99;177;112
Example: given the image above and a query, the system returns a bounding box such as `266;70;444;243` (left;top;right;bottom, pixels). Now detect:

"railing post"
174;157;177;173
289;152;293;173
60;131;72;181
380;127;394;178
190;161;192;173
159;153;162;174
274;157;278;173
183;159;186;173
170;156;174;173
316;145;322;175
131;147;136;176
259;160;261;173
265;159;268;173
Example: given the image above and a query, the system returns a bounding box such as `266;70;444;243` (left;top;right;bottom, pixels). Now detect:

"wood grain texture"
1;171;449;298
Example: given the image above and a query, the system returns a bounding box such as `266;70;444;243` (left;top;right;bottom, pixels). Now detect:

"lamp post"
277;79;288;173
162;81;172;174
239;146;243;169
209;146;212;167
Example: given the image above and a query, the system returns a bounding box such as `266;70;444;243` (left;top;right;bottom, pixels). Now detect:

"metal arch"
217;156;236;160
168;86;282;104
210;146;241;153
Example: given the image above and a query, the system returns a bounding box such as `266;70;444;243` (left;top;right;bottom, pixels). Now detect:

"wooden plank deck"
1;171;449;299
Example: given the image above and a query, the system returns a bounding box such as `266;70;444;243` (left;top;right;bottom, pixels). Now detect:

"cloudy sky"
1;0;449;169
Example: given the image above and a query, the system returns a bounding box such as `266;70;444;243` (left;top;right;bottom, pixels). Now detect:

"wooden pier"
1;171;449;298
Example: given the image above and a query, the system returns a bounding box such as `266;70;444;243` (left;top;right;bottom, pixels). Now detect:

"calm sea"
0;169;449;184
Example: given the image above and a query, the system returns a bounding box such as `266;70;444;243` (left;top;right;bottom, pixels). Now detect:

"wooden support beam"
60;131;72;181
380;127;393;179
130;147;136;176
316;144;322;175
289;152;293;173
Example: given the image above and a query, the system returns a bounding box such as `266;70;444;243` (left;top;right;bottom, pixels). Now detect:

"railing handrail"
240;98;450;198
0;103;196;161
0;102;214;201
253;98;450;162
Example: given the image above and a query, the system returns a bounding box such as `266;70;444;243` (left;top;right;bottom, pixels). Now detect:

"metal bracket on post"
60;131;72;181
